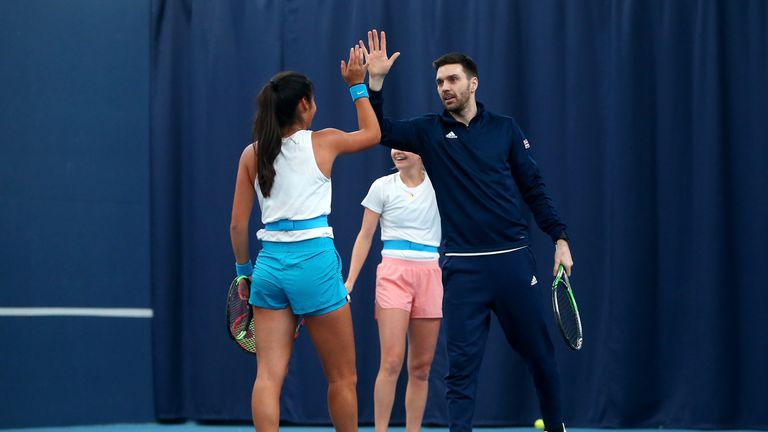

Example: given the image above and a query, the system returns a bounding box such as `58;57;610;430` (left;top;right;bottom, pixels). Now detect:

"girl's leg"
404;318;441;432
305;304;359;432
374;306;411;432
251;307;297;432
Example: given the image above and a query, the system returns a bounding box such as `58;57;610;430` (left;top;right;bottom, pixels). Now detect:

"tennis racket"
226;276;256;354
551;265;583;350
294;317;305;339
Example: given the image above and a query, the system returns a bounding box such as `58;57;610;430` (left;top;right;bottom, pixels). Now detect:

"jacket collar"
439;101;487;126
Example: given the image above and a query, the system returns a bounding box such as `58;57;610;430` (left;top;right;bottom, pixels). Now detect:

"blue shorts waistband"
261;237;335;252
265;215;328;231
382;240;438;253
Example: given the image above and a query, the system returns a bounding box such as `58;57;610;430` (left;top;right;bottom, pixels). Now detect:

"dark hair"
251;71;314;197
432;52;479;78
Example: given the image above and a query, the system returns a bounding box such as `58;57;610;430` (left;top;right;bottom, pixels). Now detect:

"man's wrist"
555;231;569;245
368;75;385;91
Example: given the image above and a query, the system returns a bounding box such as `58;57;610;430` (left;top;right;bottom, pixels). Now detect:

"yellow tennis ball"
534;419;545;429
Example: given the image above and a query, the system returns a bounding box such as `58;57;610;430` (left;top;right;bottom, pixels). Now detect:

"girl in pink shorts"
345;149;442;432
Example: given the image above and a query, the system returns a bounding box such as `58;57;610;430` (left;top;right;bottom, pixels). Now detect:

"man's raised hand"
359;29;400;91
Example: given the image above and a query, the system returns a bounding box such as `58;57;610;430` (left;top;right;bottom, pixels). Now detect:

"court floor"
1;425;763;432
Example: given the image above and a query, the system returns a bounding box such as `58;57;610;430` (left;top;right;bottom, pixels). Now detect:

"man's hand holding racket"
553;239;574;277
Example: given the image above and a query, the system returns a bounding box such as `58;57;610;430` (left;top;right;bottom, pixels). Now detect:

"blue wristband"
349;83;369;101
235;260;253;277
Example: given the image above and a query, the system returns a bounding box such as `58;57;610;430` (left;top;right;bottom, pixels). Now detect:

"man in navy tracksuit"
360;30;574;432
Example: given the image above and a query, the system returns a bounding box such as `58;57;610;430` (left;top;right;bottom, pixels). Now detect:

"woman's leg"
251;307;297;432
304;303;359;432
374;306;411;432
404;318;441;432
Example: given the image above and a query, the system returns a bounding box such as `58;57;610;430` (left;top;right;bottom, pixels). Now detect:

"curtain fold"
150;0;768;427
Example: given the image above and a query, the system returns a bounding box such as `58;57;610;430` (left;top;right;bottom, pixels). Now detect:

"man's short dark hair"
432;52;478;78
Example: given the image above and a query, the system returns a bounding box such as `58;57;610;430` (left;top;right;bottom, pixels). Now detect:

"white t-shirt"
255;130;334;242
361;172;441;261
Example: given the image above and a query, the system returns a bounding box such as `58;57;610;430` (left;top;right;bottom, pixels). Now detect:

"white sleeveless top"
255;130;334;242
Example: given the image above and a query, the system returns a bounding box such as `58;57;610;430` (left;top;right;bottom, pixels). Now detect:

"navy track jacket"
369;89;567;254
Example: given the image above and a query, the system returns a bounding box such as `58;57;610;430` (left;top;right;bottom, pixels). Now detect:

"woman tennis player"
345;149;442;432
229;46;379;432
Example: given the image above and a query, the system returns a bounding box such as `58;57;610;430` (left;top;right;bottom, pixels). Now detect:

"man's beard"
443;85;470;113
445;98;467;113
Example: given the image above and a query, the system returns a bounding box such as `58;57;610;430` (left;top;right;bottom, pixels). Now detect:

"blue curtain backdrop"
150;0;768;428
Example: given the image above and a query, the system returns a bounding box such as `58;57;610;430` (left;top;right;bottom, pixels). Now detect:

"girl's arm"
230;145;256;268
344;208;381;293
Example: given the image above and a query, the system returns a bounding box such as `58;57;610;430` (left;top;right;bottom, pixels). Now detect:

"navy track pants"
441;247;562;432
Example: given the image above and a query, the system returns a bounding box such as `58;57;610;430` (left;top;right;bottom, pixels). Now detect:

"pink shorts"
375;257;443;318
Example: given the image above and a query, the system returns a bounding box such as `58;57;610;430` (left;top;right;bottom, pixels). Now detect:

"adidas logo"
445;131;458;139
530;275;538;285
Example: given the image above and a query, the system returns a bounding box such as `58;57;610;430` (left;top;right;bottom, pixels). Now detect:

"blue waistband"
265;215;328;231
382;240;438;253
261;237;335;252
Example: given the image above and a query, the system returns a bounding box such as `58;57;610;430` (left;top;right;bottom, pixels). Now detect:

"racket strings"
238;321;257;352
227;279;257;353
555;282;582;348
